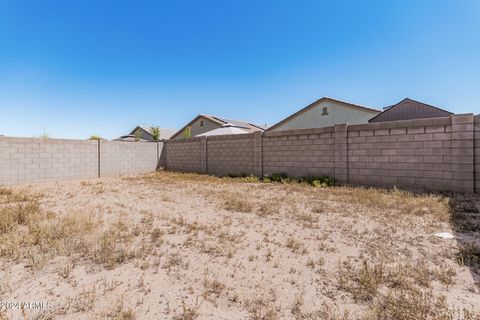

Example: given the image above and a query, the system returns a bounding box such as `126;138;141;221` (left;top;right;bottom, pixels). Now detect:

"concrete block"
408;127;425;134
425;126;445;133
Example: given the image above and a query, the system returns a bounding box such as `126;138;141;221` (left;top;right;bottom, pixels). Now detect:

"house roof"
128;126;177;140
266;97;380;131
195;124;251;137
368;98;453;123
170;114;267;139
112;135;150;142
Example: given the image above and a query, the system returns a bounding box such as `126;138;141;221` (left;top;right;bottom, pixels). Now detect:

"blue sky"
0;0;479;139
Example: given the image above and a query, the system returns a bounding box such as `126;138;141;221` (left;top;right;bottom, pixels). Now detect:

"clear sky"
0;0;479;139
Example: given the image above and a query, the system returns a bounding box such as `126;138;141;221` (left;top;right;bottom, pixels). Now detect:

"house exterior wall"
269;100;379;131
163;115;478;194
171;117;220;140
0;137;159;185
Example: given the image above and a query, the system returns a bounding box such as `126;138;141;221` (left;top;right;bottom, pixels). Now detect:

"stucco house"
368;98;453;123
114;126;177;142
170;114;267;140
267;97;381;132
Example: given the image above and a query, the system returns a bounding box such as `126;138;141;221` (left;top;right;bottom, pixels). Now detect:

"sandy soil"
0;171;479;319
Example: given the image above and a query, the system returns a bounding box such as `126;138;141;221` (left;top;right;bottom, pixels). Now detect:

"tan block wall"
475;115;480;193
164;114;479;194
0;137;98;185
164;138;203;173
207;134;255;176
100;141;159;176
347;117;455;191
263;127;335;177
0;137;159;186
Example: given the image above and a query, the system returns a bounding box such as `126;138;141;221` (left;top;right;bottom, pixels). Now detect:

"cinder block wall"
0;137;160;186
263;127;335;177
164;138;203;173
164;114;479;194
475;115;480;193
347;117;456;190
100;141;160;176
0;137;98;185
207;134;255;176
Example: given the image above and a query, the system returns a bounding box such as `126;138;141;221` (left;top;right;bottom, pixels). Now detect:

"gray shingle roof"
369;98;452;123
128;126;177;140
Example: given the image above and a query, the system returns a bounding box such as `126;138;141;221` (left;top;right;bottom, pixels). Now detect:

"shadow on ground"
448;192;480;291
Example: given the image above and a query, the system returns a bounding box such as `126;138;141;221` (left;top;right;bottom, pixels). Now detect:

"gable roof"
128;126;177;140
267;97;380;131
368;98;453;123
112;135;150;142
170;114;267;139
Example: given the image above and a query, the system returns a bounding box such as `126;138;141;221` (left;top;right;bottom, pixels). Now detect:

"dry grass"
0;171;479;319
363;288;477;320
173;299;202;320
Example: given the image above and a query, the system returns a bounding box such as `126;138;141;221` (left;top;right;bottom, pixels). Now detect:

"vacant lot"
0;171;479;320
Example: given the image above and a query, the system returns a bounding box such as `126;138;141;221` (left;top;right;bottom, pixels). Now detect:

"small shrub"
458;242;480;272
223;194;254;213
173;299;202;320
241;175;260;183
150;227;164;245
261;174;335;187
306;176;335;187
183;126;192;139
202;277;225;301
337;259;385;302
150;126;161;141
286;237;307;254
434;264;456;286
246;298;278;320
0;201;40;233
0;187;13;196
92;231;133;269
362;288;478;320
268;173;288;182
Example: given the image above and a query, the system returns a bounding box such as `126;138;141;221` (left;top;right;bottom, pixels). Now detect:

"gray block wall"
0;137;160;186
164;114;479;194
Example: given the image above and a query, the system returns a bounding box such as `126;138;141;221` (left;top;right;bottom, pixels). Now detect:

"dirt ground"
0;171;479;320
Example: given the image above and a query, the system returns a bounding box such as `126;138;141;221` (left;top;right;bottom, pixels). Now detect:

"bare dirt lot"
0;171;479;320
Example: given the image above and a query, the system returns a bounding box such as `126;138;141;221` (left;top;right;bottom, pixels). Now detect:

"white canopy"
195;124;251;137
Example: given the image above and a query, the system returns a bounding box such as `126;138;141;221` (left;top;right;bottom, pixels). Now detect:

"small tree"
150;126;161;141
40;127;49;139
134;129;141;142
89;135;102;140
183;126;192;139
